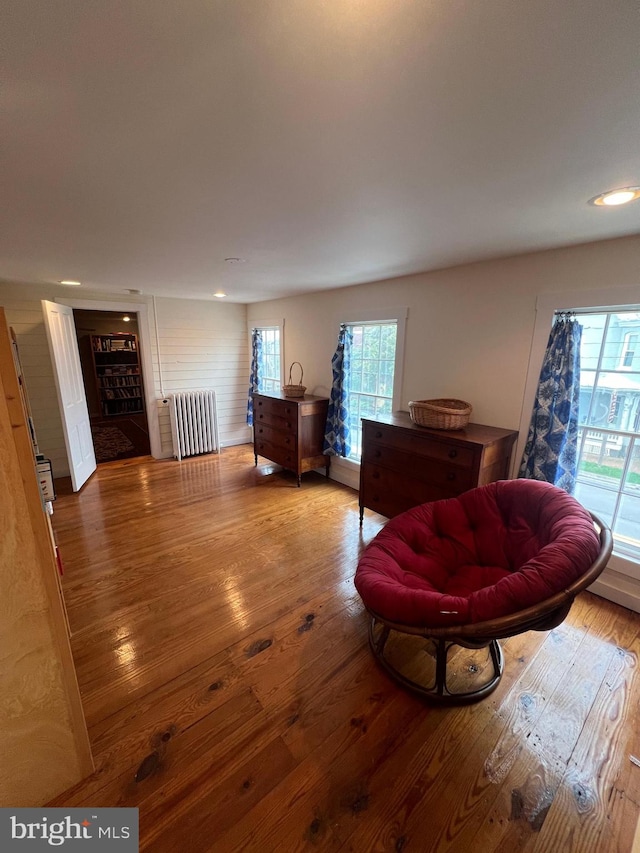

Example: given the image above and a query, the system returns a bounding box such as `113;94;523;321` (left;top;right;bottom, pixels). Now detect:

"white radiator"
169;390;220;460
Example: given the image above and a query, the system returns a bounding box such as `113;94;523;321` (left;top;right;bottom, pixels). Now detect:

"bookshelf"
91;334;145;417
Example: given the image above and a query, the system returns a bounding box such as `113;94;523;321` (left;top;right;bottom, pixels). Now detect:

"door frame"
55;297;162;460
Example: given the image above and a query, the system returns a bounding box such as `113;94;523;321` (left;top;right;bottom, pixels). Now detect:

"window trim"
247;317;285;395
340;306;408;414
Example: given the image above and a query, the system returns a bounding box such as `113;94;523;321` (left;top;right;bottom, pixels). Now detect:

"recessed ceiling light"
224;257;245;263
126;288;142;295
589;186;640;206
59;279;82;286
214;291;226;298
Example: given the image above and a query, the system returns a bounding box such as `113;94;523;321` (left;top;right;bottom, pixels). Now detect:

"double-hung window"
340;313;405;461
255;326;281;394
575;310;640;561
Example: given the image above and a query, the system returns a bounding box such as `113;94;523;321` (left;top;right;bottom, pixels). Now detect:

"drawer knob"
374;450;381;458
259;413;264;420
258;428;263;434
257;400;263;407
448;449;458;459
447;472;456;481
372;471;380;480
375;431;382;439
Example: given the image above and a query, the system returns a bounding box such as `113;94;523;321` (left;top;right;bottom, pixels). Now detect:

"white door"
42;300;96;491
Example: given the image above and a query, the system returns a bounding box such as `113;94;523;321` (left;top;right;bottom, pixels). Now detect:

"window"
575;310;640;561
256;326;281;394
346;321;398;460
621;332;638;369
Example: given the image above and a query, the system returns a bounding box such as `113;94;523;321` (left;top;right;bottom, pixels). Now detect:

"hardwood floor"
49;445;640;851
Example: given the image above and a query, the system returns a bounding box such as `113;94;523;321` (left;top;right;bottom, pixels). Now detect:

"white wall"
0;283;250;475
249;235;640;433
249;233;640;610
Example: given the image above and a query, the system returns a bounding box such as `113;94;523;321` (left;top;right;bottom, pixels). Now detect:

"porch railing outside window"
575;310;640;561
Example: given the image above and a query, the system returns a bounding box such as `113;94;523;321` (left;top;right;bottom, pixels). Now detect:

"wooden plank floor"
49;445;640;851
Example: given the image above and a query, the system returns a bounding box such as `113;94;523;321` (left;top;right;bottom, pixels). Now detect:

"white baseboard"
153;450;174;460
219;437;252;448
327;456;361;490
589;567;640;615
154;435;251;460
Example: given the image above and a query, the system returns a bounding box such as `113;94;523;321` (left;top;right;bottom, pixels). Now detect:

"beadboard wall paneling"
152;297;250;453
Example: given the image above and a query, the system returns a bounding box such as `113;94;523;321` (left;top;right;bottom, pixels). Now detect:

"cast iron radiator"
169;390;220;460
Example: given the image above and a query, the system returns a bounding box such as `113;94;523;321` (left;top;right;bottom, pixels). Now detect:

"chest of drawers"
252;393;330;486
359;413;518;523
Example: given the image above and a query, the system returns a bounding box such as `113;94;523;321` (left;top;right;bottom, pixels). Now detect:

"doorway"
73;309;151;462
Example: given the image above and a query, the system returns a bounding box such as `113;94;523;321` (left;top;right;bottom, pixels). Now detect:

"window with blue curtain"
324;320;399;460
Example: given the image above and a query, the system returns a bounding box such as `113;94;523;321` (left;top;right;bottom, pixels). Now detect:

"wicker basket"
408;398;472;430
282;362;307;397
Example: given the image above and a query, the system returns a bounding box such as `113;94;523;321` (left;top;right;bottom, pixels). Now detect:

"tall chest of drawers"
359;413;518;523
252;392;330;486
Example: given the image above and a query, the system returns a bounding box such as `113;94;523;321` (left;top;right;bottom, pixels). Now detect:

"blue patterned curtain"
246;329;263;426
519;316;582;493
324;324;353;456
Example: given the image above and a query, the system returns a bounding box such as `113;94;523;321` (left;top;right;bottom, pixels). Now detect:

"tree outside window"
346;322;397;460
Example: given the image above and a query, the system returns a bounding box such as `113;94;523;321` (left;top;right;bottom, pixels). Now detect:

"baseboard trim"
327;457;360;491
221;437;252;448
589;567;640;615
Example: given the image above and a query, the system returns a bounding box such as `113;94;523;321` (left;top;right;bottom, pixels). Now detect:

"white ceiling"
1;1;639;303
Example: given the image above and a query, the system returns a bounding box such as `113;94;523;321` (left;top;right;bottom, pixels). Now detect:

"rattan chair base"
368;617;504;705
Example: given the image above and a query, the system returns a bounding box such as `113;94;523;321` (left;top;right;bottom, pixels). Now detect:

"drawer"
362;444;474;491
254;407;296;432
255;438;296;470
361;463;465;504
360;469;451;517
362;422;475;467
254;396;297;418
254;422;296;452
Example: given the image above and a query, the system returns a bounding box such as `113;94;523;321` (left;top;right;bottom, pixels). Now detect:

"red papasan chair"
355;479;612;703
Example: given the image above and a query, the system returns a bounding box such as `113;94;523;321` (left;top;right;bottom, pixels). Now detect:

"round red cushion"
355;480;600;628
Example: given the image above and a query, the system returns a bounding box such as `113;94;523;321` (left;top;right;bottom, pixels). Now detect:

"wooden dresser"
359;412;518;523
252;392;330;486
